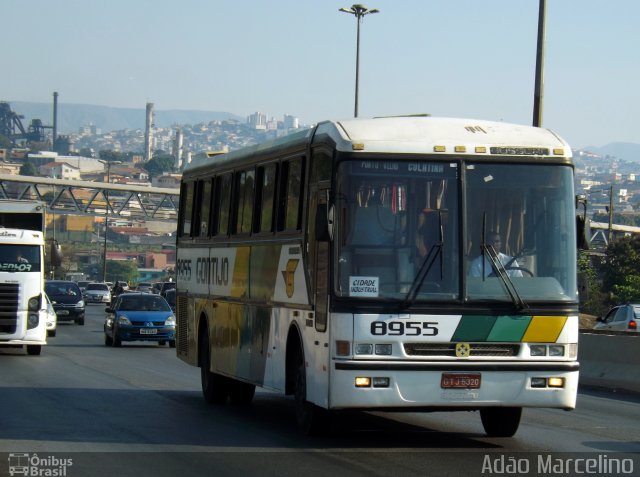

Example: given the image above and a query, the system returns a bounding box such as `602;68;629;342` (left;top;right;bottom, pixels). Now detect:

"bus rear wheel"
229;380;256;406
480;407;522;437
200;331;229;404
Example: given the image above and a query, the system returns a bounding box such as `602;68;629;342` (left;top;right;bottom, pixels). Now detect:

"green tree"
577;253;607;317
0;134;11;148
600;235;640;305
106;260;138;285
143;154;174;177
19;162;38;176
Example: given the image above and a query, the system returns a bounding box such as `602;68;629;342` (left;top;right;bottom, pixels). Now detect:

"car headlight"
165;315;176;326
118;315;132;326
76;301;85;308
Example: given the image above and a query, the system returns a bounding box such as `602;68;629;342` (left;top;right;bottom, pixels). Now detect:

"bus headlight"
548;345;565;357
530;345;547;356
355;343;373;355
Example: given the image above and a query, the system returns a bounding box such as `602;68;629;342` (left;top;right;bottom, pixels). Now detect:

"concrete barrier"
578;332;640;394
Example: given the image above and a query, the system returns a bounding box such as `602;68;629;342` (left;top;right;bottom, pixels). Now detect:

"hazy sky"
5;0;639;149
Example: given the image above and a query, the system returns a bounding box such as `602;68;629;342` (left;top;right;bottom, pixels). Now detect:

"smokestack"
144;102;154;162
52;91;58;150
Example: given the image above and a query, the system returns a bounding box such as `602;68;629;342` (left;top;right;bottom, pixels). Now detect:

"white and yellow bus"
176;116;580;437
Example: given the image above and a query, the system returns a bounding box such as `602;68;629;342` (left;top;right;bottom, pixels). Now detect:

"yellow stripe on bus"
522;316;568;343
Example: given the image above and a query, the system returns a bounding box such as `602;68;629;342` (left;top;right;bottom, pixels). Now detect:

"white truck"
0;200;49;355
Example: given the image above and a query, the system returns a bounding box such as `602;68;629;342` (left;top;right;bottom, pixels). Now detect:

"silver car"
83;282;112;304
594;304;639;332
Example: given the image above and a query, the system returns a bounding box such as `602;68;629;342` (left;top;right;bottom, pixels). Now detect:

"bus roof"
183;116;572;174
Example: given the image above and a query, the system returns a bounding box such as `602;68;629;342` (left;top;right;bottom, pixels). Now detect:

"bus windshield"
335;159;460;301
465;163;576;303
335;159;577;304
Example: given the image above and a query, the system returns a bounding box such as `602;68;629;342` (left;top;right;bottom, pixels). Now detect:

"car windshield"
87;283;109;291
118;295;171;312
45;282;81;296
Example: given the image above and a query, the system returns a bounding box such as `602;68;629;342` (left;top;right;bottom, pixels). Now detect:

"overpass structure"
0;174;180;224
589;221;640;248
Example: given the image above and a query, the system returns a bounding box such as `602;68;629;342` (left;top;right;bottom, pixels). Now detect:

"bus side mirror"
576;215;590;250
50;241;63;267
315;204;334;242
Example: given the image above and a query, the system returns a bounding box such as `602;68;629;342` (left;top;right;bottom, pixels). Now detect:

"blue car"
104;292;176;347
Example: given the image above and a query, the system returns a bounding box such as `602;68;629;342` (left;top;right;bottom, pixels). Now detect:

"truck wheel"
26;345;42;356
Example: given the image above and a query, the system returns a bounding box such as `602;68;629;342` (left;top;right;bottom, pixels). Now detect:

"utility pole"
608;185;614;244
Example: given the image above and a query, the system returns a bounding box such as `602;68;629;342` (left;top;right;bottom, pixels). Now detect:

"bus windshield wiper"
403;211;443;307
481;241;529;311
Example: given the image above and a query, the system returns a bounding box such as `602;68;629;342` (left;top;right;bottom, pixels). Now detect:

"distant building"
38;161;81;180
152;173;181;189
283;114;299;129
247;112;267;130
0;161;22;175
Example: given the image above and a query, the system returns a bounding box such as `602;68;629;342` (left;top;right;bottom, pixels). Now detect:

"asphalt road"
1;305;639;477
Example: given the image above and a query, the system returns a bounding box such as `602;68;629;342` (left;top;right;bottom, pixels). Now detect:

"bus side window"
193;180;204;237
199;179;213;237
256;163;277;233
277;157;305;232
179;181;195;238
233;168;255;235
214;173;232;237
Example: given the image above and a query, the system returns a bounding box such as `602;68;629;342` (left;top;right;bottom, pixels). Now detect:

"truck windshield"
335;159;459;301
0;245;41;272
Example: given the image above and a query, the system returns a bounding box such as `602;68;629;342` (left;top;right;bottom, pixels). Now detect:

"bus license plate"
441;373;481;389
140;329;157;335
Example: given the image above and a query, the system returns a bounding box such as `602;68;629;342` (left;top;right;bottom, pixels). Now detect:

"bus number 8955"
370;321;439;336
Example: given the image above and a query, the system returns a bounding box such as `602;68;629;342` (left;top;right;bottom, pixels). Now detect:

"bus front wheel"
294;358;329;435
480;407;522;437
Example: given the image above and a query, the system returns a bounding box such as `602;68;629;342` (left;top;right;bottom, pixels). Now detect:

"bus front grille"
0;283;20;334
404;342;520;357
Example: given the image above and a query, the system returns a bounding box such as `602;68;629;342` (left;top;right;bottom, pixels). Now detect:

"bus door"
305;151;332;406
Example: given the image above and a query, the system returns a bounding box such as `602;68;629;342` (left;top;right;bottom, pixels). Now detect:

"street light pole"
101;160;121;282
339;4;379;118
532;0;546;127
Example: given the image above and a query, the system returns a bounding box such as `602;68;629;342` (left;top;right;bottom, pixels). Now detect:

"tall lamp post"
532;0;546;127
100;160;121;282
339;4;379;118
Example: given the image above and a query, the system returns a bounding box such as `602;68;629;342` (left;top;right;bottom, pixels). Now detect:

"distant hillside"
8;101;244;134
581;142;640;162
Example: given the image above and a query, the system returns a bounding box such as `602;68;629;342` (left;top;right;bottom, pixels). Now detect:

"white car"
83;282;112;304
44;293;57;338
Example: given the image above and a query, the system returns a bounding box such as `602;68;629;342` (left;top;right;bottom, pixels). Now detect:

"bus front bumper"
329;360;579;410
